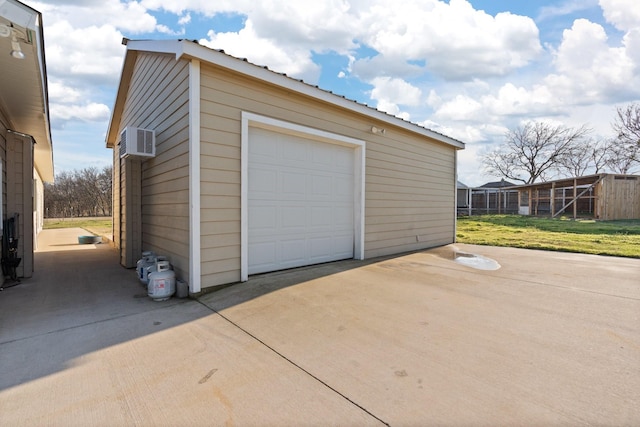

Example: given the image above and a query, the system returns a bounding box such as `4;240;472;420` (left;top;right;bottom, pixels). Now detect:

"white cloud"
355;0;541;80
599;0;640;31
483;83;557;117
433;95;484;122
50;102;111;123
538;0;599;21
199;19;321;83
369;77;422;106
178;13;192;26
48;81;83;104
32;0;159;34
547;18;639;103
45;21;126;84
367;76;423;119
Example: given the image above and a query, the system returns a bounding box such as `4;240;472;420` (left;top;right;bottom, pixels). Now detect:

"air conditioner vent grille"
119;127;156;158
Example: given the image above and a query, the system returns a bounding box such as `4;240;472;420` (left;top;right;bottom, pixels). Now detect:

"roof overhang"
0;0;53;182
106;39;465;151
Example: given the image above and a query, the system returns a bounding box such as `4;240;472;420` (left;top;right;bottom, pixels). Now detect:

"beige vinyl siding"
118;52;191;282
199;63;456;287
365;133;455;257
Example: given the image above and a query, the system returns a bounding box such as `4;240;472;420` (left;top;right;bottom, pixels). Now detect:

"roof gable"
107;39;464;151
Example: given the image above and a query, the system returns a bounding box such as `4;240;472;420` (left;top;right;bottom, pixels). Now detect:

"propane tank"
148;260;176;301
143;255;167;285
136;251;156;283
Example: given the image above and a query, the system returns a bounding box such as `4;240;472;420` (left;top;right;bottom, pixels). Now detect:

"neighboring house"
106;39;465;294
0;0;53;282
478;179;516;189
512;173;640;219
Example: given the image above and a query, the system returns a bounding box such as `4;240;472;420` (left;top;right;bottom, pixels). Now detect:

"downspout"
454;150;458;242
189;59;201;294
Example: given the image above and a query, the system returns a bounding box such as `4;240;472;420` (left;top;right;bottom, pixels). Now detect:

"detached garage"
106;39;464;294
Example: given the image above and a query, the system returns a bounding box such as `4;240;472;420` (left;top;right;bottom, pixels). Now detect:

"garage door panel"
248;126;355;275
311;144;334;167
335;176;354;200
282;138;307;162
334;206;353;227
310;174;332;198
309;236;333;260
281;171;307;196
249;134;277;160
249;167;278;196
333;147;354;171
333;234;355;253
281;205;307;229
248;241;277;270
249;205;277;231
311;206;333;227
280;238;307;264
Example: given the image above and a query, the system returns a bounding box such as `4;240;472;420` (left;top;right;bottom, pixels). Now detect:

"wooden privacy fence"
513;174;640;220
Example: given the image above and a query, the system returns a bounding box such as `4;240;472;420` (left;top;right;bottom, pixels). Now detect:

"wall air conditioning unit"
119;127;156;159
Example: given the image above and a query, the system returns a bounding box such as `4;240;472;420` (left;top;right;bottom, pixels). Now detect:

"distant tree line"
44;166;112;218
483;103;640;184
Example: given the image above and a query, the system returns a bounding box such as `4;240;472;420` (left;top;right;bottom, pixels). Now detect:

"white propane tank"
148;260;176;301
137;251;156;283
143;255;167;285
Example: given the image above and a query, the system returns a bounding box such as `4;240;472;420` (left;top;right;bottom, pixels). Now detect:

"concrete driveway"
0;229;638;426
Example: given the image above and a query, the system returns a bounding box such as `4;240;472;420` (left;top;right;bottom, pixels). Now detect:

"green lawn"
44;215;640;258
456;215;640;258
44;217;112;237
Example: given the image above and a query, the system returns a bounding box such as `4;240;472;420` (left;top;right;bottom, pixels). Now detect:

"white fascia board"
189;59;201;294
128;39;465;150
2;0;39;30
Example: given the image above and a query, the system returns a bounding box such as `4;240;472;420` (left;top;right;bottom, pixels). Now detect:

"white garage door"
248;127;355;275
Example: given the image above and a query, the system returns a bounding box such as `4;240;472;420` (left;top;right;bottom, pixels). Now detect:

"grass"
44;215;640;258
44;217;112;237
456;215;640;258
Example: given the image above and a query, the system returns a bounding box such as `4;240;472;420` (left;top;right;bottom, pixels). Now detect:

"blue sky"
25;0;640;185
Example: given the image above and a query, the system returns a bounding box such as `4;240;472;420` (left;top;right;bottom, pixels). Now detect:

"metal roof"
504;173;639;190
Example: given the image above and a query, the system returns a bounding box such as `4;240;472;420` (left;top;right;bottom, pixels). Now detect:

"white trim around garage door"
241;111;365;282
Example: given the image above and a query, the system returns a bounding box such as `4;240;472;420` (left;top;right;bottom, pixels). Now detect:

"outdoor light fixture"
0;23;26;59
10;35;24;59
371;126;386;135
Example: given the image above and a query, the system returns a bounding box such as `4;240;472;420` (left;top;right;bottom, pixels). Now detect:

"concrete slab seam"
195;299;390;426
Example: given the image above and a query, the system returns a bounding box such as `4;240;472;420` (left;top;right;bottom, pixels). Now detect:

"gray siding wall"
199;63;456;288
0;110;35;279
1;109;7;230
6;132;34;278
118;52;190;282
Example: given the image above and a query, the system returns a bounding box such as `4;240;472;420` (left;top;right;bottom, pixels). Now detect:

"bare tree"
482;121;591;184
557;138;611;177
613;103;640;147
605;140;639;174
44;166;113;218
